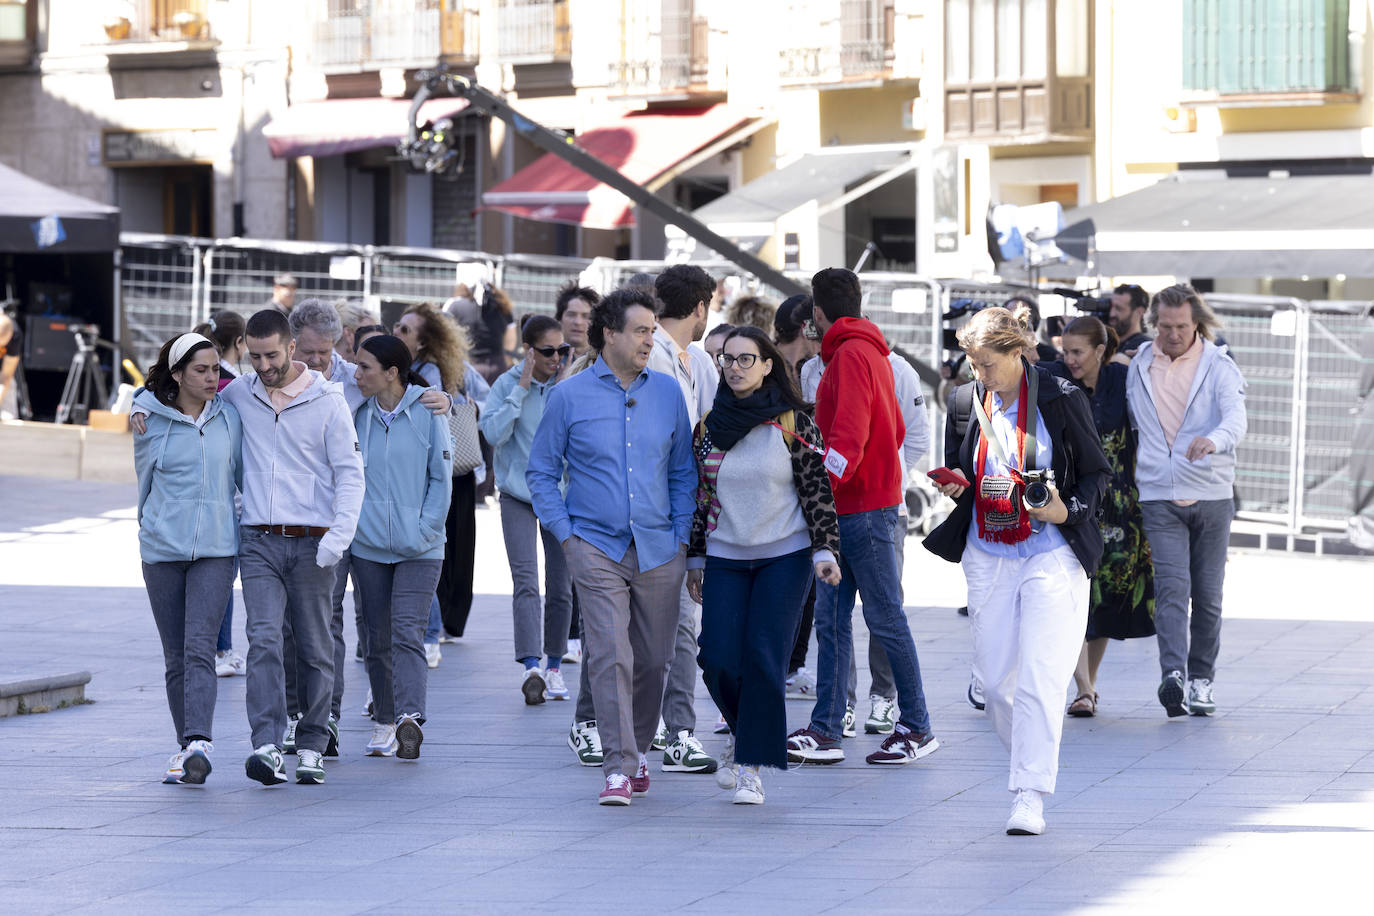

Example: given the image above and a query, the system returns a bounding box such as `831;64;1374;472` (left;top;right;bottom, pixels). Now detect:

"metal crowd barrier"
115;233;1370;537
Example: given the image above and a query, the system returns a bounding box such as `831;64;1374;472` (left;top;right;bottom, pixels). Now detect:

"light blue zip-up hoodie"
219;369;364;562
133;388;243;564
1126;338;1248;502
352;384;453;564
479;361;557;505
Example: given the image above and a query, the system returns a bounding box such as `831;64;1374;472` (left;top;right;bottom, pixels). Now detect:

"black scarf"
704;382;790;451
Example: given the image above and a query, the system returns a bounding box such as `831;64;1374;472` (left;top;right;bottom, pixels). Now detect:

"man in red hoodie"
786;268;938;766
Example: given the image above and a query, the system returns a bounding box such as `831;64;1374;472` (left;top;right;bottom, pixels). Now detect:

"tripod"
55;329;108;425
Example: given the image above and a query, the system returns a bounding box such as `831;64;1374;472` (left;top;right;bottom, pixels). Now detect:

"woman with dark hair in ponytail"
133;332;243;785
350;335;452;760
686;325;841;805
1050;316;1155;719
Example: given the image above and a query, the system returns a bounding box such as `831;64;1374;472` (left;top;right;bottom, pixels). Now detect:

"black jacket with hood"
923;361;1111;576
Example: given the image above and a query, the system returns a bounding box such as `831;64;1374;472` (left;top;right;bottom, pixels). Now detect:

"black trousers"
787;577;816;674
437;471;477;637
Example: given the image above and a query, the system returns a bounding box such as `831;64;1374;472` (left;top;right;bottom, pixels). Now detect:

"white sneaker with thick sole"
424;643;442;669
366;723;398;757
215;652;245;677
733;766;765;805
715;734;738;790
545;668;570;700
562;638;582;664
1006;789;1046;835
163;751;185;784
569;720;603;766
785;666;816;699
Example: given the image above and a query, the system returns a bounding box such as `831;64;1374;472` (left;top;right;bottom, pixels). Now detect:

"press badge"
824;447;849;478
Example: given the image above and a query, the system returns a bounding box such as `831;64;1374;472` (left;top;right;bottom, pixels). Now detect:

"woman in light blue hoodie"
134;332;243;787
351;335;453;760
480;315;574;705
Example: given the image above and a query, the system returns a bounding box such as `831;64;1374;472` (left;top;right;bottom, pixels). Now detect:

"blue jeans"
698;548;812;770
810;506;932;740
425;594;441;645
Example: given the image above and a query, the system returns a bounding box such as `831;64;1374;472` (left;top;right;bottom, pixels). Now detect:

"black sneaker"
1158;670;1187;718
785;727;844;764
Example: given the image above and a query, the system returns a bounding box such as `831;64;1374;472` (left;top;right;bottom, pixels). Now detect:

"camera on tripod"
1023;469;1056;509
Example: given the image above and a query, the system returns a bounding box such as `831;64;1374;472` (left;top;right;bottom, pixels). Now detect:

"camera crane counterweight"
398;68;807;301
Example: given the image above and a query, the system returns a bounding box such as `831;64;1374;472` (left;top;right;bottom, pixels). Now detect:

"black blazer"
923;362;1111;576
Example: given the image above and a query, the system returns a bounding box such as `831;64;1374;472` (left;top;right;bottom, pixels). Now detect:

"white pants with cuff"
964;542;1088;795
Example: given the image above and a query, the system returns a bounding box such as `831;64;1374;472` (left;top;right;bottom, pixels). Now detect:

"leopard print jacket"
689;408;841;562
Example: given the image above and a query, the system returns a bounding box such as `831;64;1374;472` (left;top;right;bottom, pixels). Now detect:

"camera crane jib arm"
402;69;806;299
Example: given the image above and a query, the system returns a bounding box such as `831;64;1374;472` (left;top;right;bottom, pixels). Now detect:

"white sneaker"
521;666;547;705
967;674;986;710
562;638;582;664
715;733;738;790
544;667;570;700
366;723;398;757
181;740;213;784
785;666;816;699
734;765;765;805
569;720;604;766
360;688;374;718
842;705;857;738
713;713;730;734
1188;677;1216;716
162;751;185;784
864;695;897;734
424;643;441;669
214;651;245;677
1006;788;1046;835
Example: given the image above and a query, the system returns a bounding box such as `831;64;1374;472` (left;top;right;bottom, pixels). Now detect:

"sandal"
1067;692;1097;718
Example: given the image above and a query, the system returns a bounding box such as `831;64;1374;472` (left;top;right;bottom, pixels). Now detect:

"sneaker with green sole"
295;749;325;784
245;744;287;786
662;730;718;774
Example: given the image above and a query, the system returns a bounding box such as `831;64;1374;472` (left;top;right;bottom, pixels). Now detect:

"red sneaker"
630;760;650;797
598;772;632;806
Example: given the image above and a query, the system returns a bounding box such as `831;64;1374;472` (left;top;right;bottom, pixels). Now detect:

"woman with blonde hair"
923;305;1109;836
395;303;490;651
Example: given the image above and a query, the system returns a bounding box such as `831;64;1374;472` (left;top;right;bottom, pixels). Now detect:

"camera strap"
969;365;1038;473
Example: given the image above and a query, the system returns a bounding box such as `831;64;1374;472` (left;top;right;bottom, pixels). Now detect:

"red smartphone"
927;467;972;489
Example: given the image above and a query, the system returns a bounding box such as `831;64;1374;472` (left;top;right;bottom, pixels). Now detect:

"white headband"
170;332;212;368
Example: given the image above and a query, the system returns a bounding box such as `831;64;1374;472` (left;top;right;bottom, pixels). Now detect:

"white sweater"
706;424;811;561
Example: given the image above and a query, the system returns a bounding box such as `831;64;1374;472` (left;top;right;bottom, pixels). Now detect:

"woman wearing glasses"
686;326;840;805
480;315;576;705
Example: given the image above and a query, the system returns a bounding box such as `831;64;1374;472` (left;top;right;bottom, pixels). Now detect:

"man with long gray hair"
1126;284;1247;718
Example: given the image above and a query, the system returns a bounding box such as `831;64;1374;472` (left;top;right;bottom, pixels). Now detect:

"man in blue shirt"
527;288;697;806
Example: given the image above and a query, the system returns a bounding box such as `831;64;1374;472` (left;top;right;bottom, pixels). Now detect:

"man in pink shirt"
1126;286;1247;719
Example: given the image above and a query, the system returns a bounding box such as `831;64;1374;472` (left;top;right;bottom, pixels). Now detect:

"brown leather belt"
248;524;329;538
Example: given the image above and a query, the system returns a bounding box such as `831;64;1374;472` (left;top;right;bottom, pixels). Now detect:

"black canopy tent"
0;163;120;421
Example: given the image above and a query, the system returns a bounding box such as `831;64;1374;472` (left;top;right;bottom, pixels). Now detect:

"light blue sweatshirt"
479;361;557;505
352;384;453;564
133;389;243;564
1126;338;1248;502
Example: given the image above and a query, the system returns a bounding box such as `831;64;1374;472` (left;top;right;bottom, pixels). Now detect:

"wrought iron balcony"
312;1;478;73
779;0;895;85
495;0;571;64
611;0;711;96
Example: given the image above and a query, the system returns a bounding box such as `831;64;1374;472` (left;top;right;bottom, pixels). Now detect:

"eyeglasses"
717;353;759;369
530;344;573;358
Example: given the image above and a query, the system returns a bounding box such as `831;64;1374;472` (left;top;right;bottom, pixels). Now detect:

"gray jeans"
566;537;685;777
142;557;236;744
500;495;573;662
847;518;905;704
239;528;338;754
352;556;442;723
575;594;595;723
661;583;704;736
1140;499;1234;682
284;548;352;720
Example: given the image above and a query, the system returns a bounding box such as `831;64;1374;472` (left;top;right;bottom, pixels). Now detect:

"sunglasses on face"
530;344;572;358
717;353;759;369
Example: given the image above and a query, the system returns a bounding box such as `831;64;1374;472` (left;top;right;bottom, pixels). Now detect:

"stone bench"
0;671;93;716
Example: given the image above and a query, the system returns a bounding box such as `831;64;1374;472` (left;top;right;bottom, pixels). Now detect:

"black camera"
1053;287;1112;318
1023;469;1055;509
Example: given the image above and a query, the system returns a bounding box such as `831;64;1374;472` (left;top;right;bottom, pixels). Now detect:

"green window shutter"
1183;0;1351;94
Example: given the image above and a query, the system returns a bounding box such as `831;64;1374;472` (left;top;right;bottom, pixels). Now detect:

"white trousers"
964;543;1088;795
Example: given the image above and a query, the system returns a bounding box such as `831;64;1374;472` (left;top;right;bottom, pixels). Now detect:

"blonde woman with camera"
923;305;1109;836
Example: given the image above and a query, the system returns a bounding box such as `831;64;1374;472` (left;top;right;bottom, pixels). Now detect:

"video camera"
1054;287;1113;319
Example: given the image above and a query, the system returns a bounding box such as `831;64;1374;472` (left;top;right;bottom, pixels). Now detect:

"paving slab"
1;474;1372;913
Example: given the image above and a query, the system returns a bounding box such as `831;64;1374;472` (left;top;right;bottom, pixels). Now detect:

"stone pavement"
1;473;1373;914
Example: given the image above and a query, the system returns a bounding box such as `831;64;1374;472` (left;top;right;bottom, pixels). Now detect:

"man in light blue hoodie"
1126;285;1247;719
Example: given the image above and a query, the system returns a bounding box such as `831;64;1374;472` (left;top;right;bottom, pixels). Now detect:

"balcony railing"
611;0;712;95
780;0;894;84
312;1;478;72
496;0;571;64
102;0;212;43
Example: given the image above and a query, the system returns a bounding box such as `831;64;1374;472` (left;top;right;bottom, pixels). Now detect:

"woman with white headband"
133;332;243;785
